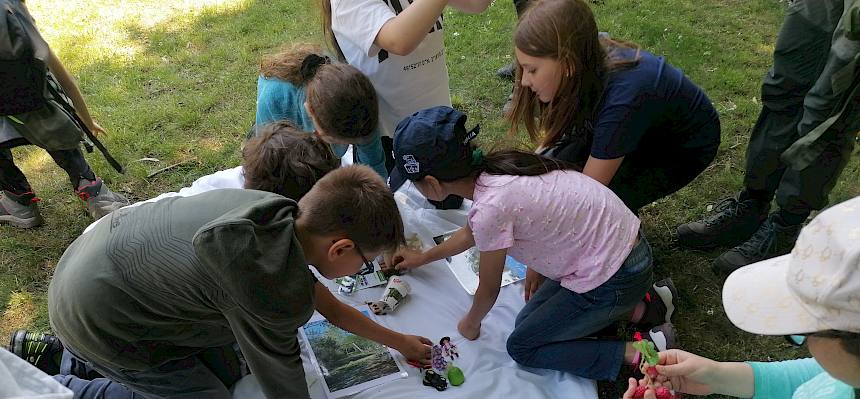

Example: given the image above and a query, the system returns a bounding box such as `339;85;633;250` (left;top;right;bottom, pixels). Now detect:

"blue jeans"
506;234;653;380
54;345;242;399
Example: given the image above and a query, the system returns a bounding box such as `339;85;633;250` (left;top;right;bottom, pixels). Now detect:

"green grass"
1;0;858;397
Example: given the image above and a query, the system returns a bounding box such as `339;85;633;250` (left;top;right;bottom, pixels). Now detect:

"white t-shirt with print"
330;0;451;138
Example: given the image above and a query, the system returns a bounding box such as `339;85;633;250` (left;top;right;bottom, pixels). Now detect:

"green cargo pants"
744;0;860;216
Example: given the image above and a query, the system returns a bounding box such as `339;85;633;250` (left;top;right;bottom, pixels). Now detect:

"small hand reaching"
397;335;433;365
524;268;545;302
457;317;481;340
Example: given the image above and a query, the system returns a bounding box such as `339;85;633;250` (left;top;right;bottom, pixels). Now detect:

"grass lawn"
2;0;858;397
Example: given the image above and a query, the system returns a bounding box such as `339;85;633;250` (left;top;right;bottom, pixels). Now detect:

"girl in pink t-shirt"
387;106;678;381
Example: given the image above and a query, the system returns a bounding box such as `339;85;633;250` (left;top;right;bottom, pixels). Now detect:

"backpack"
0;0;49;115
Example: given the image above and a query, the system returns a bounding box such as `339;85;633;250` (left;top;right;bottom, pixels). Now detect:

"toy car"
422;370;448;391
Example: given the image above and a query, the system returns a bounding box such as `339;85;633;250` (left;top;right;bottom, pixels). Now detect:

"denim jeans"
54;344;243;399
506;234;654;380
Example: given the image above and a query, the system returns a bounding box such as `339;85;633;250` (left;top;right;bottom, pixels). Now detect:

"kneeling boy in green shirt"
44;164;430;399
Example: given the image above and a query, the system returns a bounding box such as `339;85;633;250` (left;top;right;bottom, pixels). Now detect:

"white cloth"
0;348;72;399
233;183;598;399
330;0;451;138
82;168;597;398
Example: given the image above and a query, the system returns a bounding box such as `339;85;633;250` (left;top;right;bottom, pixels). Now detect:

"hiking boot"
712;213;802;276
0;190;43;228
75;178;129;220
676;196;770;249
636;278;678;328
496;63;515;81
9;330;63;375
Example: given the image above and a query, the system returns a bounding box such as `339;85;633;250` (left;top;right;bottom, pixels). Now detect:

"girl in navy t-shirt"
507;0;720;214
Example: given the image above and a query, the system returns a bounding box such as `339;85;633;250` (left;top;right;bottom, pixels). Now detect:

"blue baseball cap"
388;106;479;191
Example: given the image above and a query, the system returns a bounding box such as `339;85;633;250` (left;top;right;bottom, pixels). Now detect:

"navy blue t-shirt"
589;48;720;161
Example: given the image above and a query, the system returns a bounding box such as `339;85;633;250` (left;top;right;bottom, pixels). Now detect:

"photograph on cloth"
300;311;408;398
433;231;527;295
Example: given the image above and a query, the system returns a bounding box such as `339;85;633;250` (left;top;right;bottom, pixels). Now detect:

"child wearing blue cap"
386;105;679;381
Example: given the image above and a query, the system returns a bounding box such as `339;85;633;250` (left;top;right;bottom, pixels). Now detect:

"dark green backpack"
0;0;50;115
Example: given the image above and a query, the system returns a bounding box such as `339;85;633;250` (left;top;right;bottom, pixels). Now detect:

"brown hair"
507;0;639;149
242;120;339;200
260;43;378;142
298;165;405;253
306;63;379;141
430;147;579;183
260;43;320;85
319;0;346;62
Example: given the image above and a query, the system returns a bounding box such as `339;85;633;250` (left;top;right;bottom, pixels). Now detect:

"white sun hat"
722;195;860;335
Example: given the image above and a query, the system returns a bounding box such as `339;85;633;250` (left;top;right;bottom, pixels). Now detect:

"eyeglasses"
785;334;807;346
353;241;376;276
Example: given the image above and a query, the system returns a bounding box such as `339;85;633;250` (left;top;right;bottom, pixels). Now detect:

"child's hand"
652;349;717;396
457;317;481;340
622;378;657;399
395;335;432;365
388;248;428;271
86;120;106;137
524;268;545;302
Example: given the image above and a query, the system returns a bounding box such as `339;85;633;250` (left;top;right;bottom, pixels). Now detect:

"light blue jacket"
255;76;387;178
749;358;856;399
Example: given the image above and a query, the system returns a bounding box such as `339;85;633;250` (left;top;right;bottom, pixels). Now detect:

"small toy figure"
631;332;677;399
430;345;448;372
366;276;411;315
439;336;459;360
335;276;356;296
422;370;448;391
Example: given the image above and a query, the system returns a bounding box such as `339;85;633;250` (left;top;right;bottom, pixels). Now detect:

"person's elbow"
377;36;418;56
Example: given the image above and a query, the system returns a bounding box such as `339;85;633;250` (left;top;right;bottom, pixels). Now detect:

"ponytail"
480;149;579;177
432;148;579;183
320;0;346;62
260;43;328;85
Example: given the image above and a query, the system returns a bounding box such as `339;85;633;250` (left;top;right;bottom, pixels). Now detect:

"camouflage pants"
744;0;860;215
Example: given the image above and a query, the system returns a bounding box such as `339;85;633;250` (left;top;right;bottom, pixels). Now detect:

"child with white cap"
623;195;860;399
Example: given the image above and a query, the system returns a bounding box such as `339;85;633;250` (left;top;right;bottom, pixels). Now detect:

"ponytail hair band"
300;54;331;81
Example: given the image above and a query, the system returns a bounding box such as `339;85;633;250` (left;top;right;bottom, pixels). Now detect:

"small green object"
632;339;659;366
447;366;465;386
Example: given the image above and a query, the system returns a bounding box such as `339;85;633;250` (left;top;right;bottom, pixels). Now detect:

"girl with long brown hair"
507;0;721;214
255;44;387;177
385;106;678;382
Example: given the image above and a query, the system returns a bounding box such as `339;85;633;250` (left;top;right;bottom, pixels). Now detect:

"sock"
777;209;809;226
630;301;646;323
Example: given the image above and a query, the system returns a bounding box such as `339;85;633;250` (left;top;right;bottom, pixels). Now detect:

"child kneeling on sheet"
386;106;677;381
30;165;431;399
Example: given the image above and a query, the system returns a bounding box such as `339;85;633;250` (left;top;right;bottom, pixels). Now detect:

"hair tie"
300;54;331;81
471;148;484;167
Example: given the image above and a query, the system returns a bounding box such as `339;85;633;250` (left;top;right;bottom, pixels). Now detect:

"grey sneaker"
712;213;802;276
75;178;129;220
0;191;43;228
496;63;515;80
676;196;769;249
502;93;514;117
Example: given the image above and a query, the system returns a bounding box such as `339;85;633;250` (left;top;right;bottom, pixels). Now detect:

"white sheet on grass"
81;153;597;398
0;348;72;399
233;183;597;399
